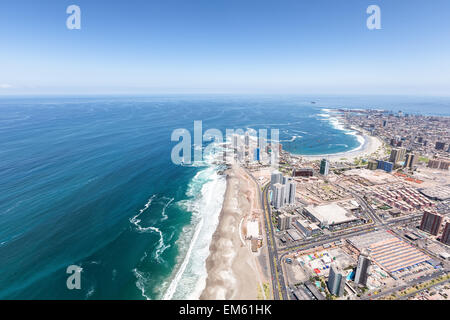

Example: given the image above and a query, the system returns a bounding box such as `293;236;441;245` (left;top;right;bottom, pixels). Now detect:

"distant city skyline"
1;0;450;95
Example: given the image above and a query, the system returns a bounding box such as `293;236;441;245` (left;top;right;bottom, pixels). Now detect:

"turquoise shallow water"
0;95;448;299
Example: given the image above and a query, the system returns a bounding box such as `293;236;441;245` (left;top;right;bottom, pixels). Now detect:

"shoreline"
199;109;387;300
296;111;386;162
199;164;262;300
297;132;384;162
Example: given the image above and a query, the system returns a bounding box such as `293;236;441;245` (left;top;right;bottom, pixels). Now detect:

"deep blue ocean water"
0;95;449;299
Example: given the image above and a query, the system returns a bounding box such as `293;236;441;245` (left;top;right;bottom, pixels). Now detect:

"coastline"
298;132;384;162
199;164;263;300
199;111;387;300
199;109;388;300
298;110;386;162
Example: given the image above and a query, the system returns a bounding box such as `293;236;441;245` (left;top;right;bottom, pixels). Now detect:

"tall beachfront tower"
288;180;296;205
327;264;346;296
320;158;329;176
389;147;406;164
254;148;260;161
270;171;296;208
272;183;285;209
404;153;418;169
354;250;371;286
270;170;283;187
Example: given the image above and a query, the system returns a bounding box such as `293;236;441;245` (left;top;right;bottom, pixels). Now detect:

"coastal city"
213;108;450;301
3;1;450;311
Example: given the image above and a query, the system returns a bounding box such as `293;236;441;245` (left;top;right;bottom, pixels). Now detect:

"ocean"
0;95;449;299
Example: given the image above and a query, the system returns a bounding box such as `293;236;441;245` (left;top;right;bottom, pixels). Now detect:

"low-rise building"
294;219;321;237
303;203;359;228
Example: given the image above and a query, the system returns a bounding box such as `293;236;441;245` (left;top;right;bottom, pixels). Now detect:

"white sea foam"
131;143;226;300
133;268;151;300
161;197;174;221
280;135;302;143
129;195;157;232
149;226;171;263
321;109;366;153
85;286;95;299
162;213;204;300
318;113;331;118
328;117;347;131
160;148;226;300
130;195;171;267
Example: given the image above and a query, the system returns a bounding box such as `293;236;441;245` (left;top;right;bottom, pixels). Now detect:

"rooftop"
304;203;358;225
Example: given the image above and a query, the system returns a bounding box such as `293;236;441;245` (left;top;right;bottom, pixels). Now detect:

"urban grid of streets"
246;171;448;300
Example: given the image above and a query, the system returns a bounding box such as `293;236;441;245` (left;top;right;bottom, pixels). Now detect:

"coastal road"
265;184;289;300
279;225;377;255
398;278;450;300
362;270;448;300
261;183;286;300
243;168;287;300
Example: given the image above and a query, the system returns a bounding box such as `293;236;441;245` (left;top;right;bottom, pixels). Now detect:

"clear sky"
0;0;449;95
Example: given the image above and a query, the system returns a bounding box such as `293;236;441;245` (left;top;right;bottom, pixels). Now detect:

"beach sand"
200;120;387;299
200;164;263;300
299;132;386;162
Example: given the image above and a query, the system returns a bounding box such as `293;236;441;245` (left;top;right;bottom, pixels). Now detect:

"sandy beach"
200;164;265;300
199;115;387;300
299;130;386;162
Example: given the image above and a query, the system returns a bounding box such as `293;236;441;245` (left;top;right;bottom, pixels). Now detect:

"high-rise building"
271;171;297;208
254;148;260;161
390;136;403;147
367;160;378;170
435;142;446;150
439;160;450;170
419;211;443;236
271;170;283;187
327;264;346;296
320;158;329;176
428;159;441;169
377;160;394;173
354;250;371;286
389;147;406;164
440;222;450;246
426;158;449;170
277;214;292;231
233;135;238;149
286;179;296;205
283;177;291;204
390;138;396;147
404;153;418;169
272;183;285;209
245;132;250;147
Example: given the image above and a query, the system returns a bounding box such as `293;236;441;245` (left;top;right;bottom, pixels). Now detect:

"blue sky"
0;0;449;95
